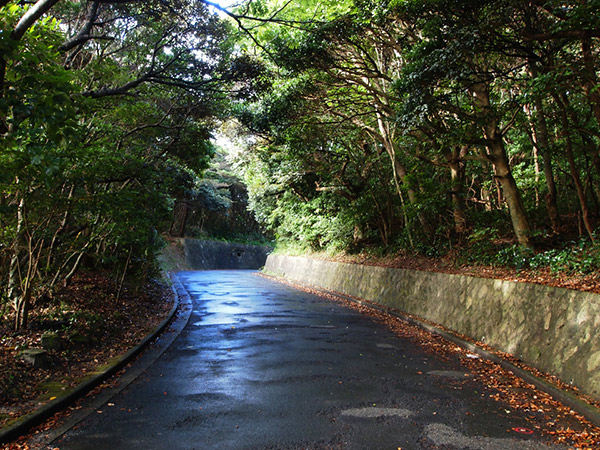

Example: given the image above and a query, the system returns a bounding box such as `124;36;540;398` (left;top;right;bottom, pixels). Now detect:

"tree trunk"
593;148;600;199
14;237;35;331
390;153;433;237
471;82;532;247
533;101;560;233
170;201;189;237
7;195;25;317
374;108;432;239
554;93;595;241
528;60;560;232
581;37;600;130
490;140;533;248
14;289;31;330
525;96;560;231
368;190;389;246
448;146;468;233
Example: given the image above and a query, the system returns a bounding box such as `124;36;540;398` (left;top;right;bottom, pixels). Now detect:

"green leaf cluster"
0;0;261;329
231;0;600;268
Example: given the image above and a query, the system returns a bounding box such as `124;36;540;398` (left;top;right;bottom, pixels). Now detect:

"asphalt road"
47;270;565;449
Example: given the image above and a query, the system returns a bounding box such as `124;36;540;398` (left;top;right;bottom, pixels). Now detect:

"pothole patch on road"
340;407;414;419
424;423;562;449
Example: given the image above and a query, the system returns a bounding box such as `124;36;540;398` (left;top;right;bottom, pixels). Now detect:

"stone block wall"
264;254;600;400
184;239;272;270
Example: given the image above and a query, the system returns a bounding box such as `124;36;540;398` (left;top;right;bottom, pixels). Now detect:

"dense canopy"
232;0;600;266
2;0;600;330
0;0;261;329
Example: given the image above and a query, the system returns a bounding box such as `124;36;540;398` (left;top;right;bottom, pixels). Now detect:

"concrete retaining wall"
184;239;272;270
264;254;600;400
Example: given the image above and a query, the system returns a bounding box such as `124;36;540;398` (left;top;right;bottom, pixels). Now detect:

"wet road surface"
48;270;565;449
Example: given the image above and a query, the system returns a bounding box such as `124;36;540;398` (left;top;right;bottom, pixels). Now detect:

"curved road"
47;270;564;449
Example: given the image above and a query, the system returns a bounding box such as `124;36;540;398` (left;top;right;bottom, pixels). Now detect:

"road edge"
261;273;600;429
0;272;190;445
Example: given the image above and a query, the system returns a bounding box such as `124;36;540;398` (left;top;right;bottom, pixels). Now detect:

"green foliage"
0;0;262;329
4;0;600;331
529;239;600;275
494;245;535;271
231;0;600;273
275;194;356;251
461;236;600;276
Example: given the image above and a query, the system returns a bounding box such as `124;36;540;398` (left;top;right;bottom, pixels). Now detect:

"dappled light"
2;0;600;448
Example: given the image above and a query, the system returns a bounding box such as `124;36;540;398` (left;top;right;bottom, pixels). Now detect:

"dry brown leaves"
264;275;600;450
0;272;173;434
320;252;600;296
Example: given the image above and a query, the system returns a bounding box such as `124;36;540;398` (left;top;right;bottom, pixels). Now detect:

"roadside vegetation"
5;0;600;334
1;0;600;446
0;0;261;429
227;0;600;282
1;0;600;370
0;0;264;332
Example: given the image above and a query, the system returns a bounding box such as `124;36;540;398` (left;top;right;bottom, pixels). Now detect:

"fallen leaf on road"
512;427;533;434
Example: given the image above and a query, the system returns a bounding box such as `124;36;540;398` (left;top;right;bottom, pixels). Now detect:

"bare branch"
59;1;103;52
11;0;60;41
82;74;149;98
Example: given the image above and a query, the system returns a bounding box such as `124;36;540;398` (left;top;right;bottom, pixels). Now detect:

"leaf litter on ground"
262;274;600;450
0;271;173;449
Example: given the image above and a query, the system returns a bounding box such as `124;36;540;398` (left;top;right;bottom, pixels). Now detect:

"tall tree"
0;0;262;329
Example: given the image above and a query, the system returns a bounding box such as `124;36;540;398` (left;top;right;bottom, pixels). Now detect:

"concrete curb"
262;273;600;429
0;273;185;445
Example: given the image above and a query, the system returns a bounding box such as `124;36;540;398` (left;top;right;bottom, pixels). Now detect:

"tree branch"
82;74;149;98
523;30;600;42
11;0;60;41
59;1;101;51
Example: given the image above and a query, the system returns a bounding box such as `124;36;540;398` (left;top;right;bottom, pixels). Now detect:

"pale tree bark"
470;82;533;247
447;146;468;233
318;22;434;242
525;59;560;233
14;246;33;330
553;93;595;242
11;0;61;41
7;196;25;314
374;105;433;239
14;220;41;330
